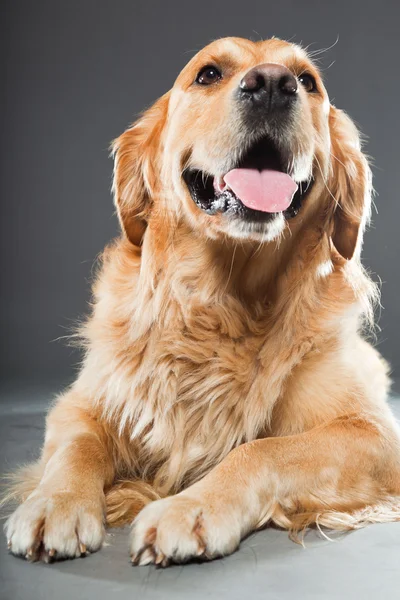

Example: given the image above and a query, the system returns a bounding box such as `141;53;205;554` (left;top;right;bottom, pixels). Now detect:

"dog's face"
113;37;371;260
169;37;328;243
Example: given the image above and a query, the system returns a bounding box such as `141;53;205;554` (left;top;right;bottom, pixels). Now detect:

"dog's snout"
239;63;298;110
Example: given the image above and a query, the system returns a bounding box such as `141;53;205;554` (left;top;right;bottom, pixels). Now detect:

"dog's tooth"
213;175;229;193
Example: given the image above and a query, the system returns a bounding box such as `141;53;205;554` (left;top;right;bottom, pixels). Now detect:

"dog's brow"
200;52;239;72
288;57;319;79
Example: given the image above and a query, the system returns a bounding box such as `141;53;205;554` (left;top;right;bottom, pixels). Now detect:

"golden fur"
4;37;400;566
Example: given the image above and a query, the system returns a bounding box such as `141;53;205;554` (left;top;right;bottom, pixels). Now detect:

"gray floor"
1;384;400;600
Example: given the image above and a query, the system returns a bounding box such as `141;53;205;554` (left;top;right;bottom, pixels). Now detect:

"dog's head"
112;37;371;260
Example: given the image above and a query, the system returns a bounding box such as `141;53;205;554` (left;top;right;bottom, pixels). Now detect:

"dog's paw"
5;490;105;561
130;494;242;566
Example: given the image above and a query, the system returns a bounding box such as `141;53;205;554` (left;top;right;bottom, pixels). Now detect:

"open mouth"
183;136;314;223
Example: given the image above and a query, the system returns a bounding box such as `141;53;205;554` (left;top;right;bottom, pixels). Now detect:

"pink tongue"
223;168;298;213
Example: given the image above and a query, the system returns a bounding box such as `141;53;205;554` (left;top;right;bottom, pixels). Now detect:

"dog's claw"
79;542;87;555
7;540;12;550
130;552;139;565
159;556;170;568
138;548;154;566
131;543;150;566
43;548;56;563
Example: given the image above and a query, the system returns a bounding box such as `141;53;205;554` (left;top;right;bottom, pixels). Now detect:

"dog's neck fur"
142;209;330;308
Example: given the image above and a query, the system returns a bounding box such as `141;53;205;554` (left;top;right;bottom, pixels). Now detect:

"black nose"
239;63;298;110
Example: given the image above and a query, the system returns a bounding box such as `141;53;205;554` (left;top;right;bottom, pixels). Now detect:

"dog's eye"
298;73;317;93
195;66;222;85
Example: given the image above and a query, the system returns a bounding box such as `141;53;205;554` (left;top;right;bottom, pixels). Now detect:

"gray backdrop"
1;0;399;388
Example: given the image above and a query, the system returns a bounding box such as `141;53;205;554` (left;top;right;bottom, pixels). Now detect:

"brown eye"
298;73;317;93
196;66;222;85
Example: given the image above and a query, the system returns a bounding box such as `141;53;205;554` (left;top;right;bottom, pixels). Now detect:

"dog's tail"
104;480;161;527
0;462;44;513
1;462;160;528
268;498;400;544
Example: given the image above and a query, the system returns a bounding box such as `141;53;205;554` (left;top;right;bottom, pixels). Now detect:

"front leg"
131;414;400;566
5;391;114;561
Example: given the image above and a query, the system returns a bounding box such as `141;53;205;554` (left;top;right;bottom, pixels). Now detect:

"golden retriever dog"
4;36;400;567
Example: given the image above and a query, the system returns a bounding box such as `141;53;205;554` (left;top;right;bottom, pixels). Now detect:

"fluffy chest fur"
82;283;273;490
77;232;370;493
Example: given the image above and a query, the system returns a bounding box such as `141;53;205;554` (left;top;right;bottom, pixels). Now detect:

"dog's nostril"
240;74;265;92
279;74;298;95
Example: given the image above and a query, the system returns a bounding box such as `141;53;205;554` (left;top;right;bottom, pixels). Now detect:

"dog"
4;36;400;567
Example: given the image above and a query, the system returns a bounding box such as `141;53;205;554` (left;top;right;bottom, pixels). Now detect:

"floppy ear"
328;106;372;260
112;92;170;246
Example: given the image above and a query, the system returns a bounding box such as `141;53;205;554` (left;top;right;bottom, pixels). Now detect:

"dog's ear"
111;92;170;246
328;106;372;260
